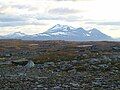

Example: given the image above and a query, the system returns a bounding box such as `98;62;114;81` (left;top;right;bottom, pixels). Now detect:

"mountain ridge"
0;24;115;41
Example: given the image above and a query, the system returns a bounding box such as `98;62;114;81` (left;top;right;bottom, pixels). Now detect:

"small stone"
37;85;43;88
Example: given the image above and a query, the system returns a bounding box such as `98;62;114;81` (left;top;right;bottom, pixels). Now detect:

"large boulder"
25;60;35;68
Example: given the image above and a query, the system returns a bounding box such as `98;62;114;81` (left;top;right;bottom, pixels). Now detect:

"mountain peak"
4;32;26;38
90;28;100;31
53;24;75;29
54;24;61;27
10;32;26;36
89;28;101;34
46;24;75;33
13;31;25;34
76;27;84;30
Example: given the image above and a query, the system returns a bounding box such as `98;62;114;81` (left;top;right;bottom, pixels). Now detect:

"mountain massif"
0;24;113;41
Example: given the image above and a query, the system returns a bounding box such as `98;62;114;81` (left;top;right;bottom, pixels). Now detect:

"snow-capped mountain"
3;32;27;39
0;24;114;41
38;24;112;41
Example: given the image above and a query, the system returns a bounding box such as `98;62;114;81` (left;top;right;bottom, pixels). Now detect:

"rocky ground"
0;55;120;90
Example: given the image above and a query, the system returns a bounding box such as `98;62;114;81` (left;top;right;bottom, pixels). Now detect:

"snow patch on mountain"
86;34;90;36
38;33;50;36
50;32;67;35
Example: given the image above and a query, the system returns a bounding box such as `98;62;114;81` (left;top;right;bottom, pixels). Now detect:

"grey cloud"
0;14;46;27
110;28;120;30
11;4;38;11
0;4;7;13
37;14;83;22
0;21;26;27
0;21;46;27
0;3;37;14
11;5;28;9
0;14;25;22
65;16;83;22
48;8;83;15
86;21;120;26
37;16;65;20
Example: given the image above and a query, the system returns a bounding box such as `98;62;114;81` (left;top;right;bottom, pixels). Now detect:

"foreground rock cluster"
0;55;119;90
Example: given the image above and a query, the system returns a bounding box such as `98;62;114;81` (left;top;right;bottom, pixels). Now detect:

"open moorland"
0;40;120;90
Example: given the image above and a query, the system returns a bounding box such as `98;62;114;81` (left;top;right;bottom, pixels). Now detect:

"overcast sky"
0;0;120;38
